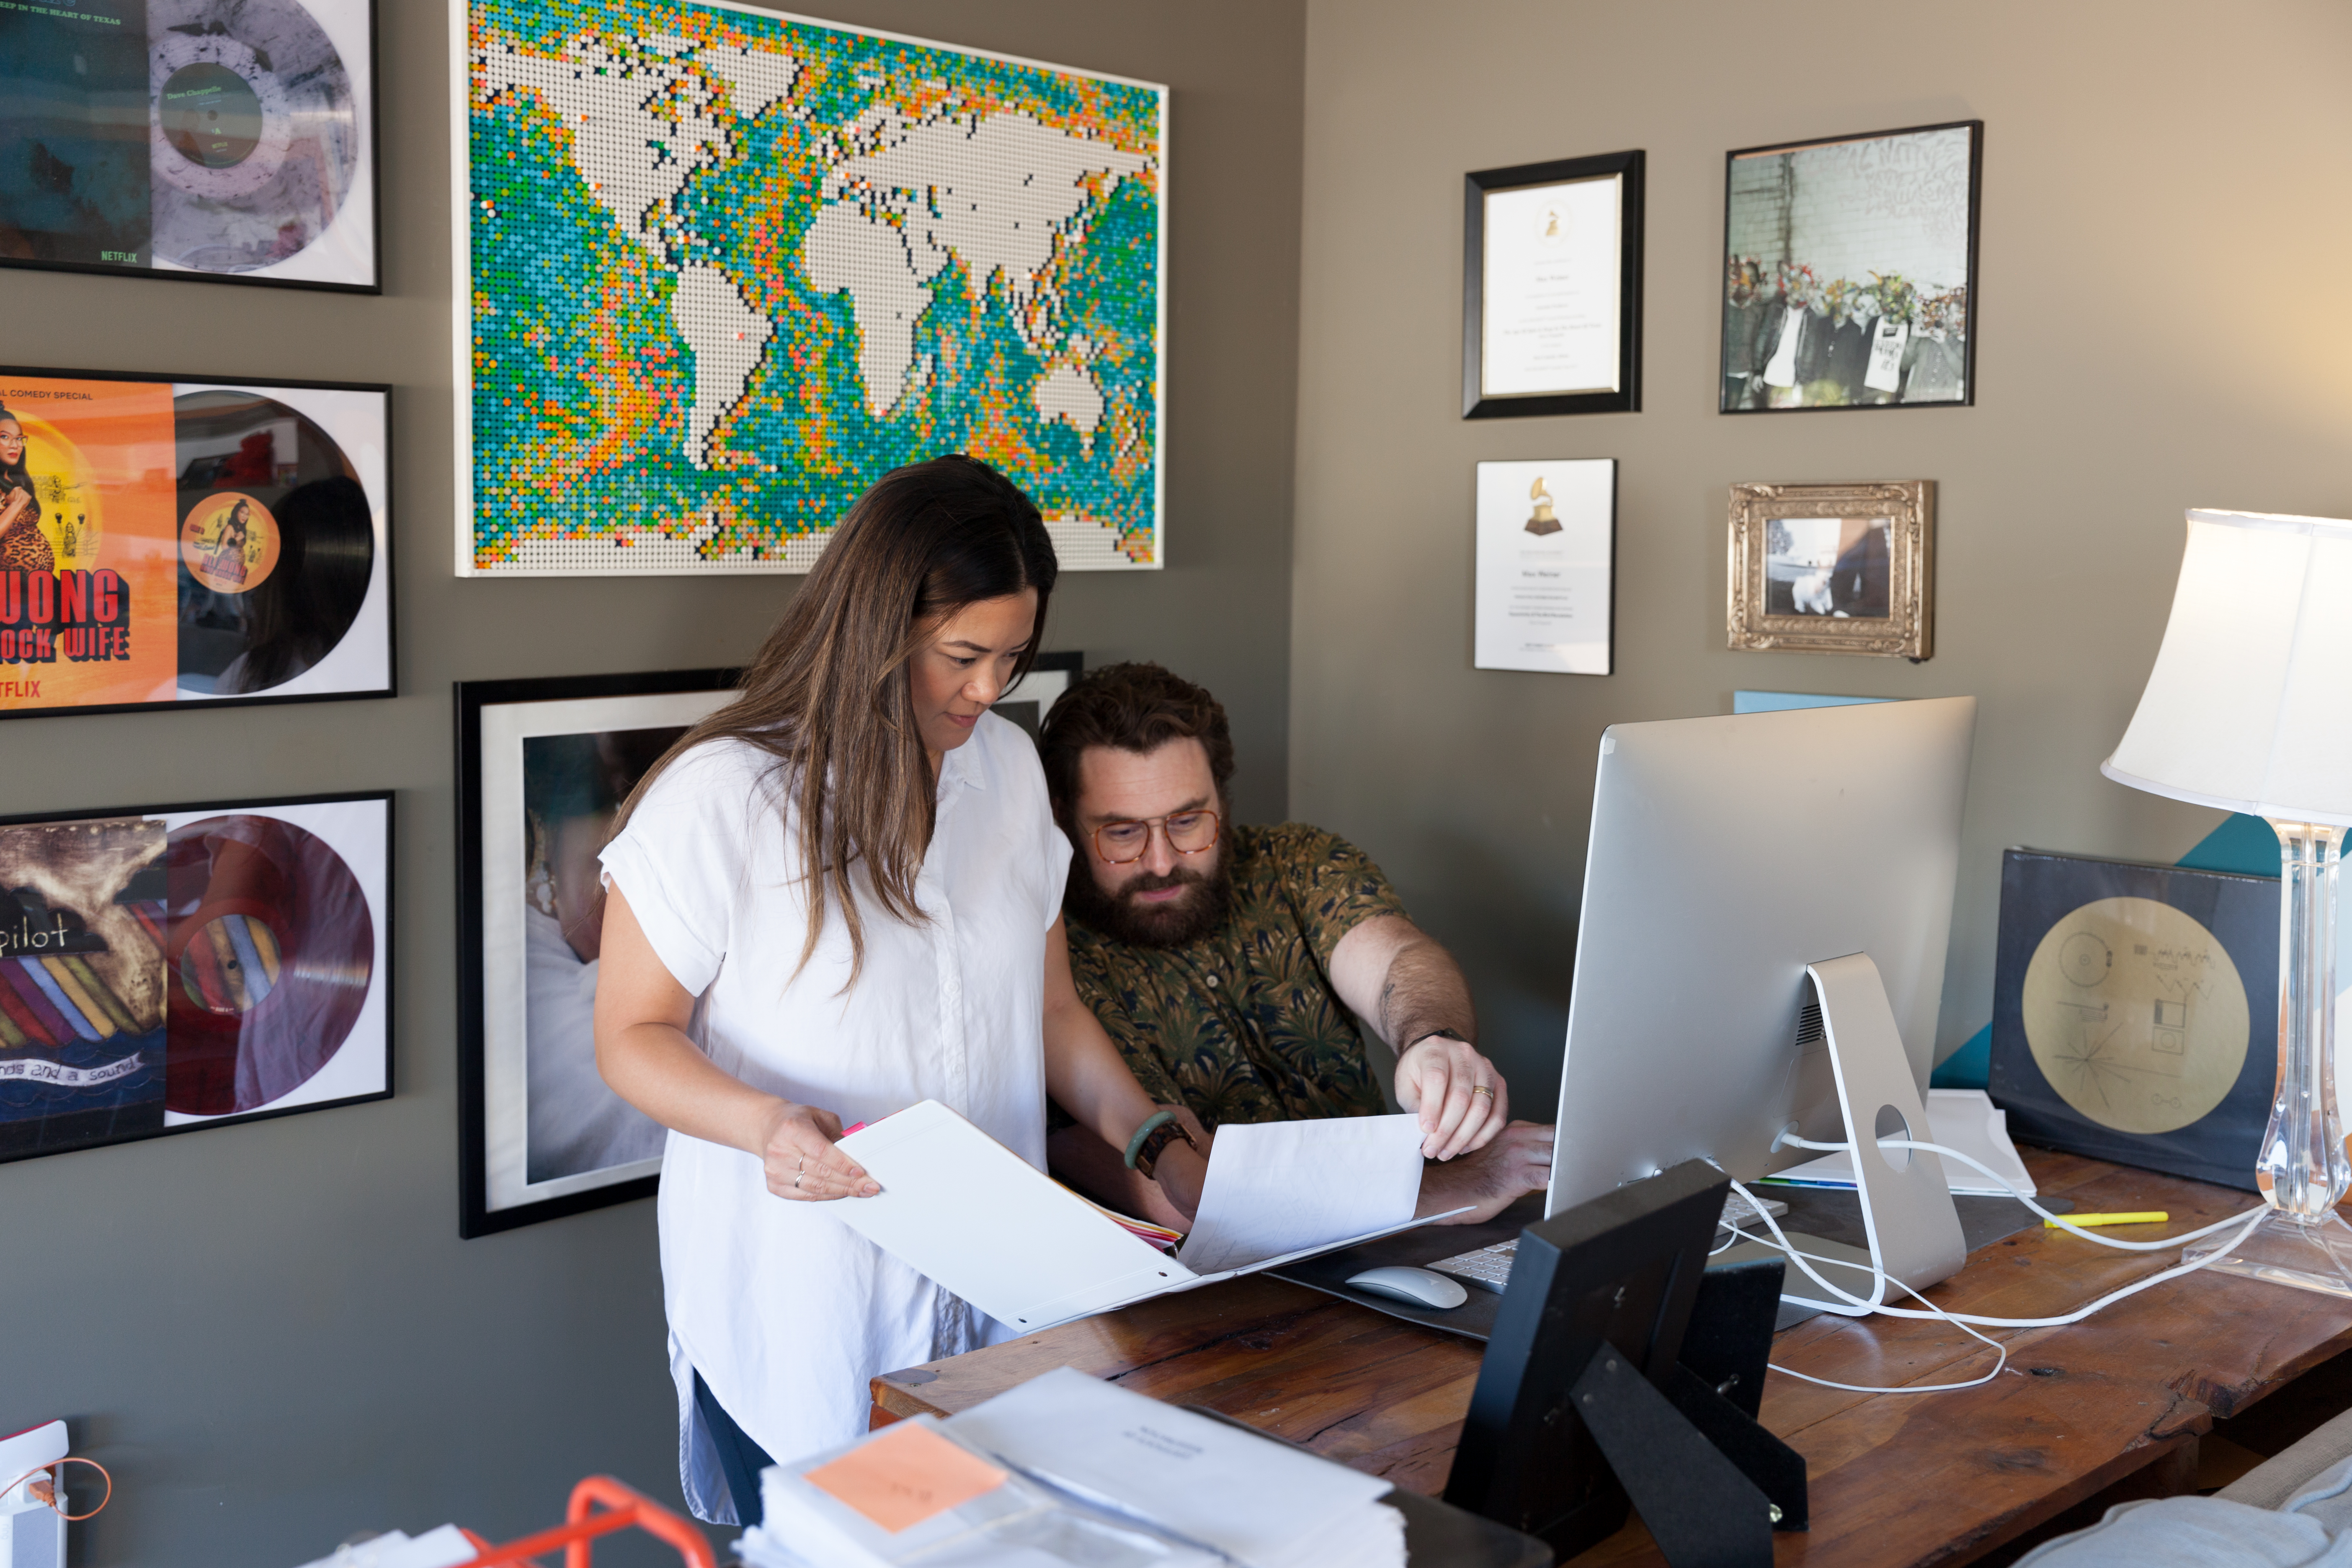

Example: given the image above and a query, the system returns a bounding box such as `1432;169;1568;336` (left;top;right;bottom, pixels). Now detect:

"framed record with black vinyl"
0;365;392;718
0;0;379;292
0;791;391;1165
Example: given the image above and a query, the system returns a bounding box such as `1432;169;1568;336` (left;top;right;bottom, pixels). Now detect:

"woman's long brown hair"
612;455;1057;983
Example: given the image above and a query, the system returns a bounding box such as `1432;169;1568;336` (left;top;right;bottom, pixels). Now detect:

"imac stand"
1714;953;1968;1313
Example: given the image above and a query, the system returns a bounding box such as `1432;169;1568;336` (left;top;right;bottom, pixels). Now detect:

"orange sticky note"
805;1422;1008;1533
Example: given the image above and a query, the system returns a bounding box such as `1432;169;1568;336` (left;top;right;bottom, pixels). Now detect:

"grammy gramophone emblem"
1526;477;1563;536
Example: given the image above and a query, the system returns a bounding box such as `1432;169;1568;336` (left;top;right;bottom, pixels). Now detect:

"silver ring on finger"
794;1172;803;1190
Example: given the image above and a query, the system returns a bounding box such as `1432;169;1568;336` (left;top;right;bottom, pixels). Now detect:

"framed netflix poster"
0;0;380;292
458;671;737;1236
0;791;392;1166
0;367;392;720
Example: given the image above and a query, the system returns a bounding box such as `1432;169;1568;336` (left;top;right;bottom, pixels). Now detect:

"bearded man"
1037;662;1554;1230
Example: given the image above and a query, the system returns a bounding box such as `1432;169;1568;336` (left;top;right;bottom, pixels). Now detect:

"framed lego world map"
453;2;1167;575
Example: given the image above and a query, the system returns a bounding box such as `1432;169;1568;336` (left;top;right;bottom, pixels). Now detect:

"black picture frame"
0;789;393;1166
0;0;383;295
1988;848;2278;1191
990;649;1083;741
0;362;396;721
1462;150;1644;419
1719;120;1982;415
456;668;741;1238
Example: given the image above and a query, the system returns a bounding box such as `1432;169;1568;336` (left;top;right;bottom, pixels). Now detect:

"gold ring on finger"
1470;1084;1494;1100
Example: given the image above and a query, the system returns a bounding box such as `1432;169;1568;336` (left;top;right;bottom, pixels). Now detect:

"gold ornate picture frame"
1726;480;1933;660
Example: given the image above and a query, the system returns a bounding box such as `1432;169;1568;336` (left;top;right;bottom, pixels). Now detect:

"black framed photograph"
1987;848;2277;1191
457;670;740;1237
0;0;380;292
1720;121;1980;413
0;790;391;1165
0;365;394;720
1462;150;1643;419
990;650;1082;741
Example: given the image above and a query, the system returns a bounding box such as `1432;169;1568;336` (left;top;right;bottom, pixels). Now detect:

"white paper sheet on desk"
1177;1114;1426;1275
946;1366;1404;1568
1764;1088;2036;1197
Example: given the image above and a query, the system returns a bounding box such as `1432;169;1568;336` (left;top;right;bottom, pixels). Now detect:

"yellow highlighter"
2045;1211;2169;1229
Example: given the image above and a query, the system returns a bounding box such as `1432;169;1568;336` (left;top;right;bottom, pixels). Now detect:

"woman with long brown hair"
593;456;1206;1525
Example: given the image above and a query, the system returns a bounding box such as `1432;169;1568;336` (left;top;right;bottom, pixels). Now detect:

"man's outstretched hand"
1416;1121;1555;1224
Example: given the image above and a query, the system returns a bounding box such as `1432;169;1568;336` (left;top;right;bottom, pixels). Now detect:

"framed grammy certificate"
1462;150;1644;418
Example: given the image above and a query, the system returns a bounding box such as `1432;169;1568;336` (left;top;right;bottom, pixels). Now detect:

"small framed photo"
1462;151;1644;418
1988;849;2276;1191
0;0;380;293
1720;121;1980;413
1474;460;1614;675
0;365;394;720
457;671;737;1237
0;791;391;1166
1727;481;1933;661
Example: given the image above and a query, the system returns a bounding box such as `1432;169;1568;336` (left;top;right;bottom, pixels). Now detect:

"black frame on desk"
456;668;739;1238
1462;150;1645;419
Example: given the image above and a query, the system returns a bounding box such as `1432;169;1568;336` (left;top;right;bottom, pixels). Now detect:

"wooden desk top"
872;1150;2352;1567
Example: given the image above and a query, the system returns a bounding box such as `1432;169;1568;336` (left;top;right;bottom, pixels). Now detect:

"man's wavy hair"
1038;662;1235;822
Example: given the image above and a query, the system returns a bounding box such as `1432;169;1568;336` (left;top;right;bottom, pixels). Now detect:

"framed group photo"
0;0;381;292
1462;150;1644;419
0;791;392;1165
0;366;394;720
1720;121;1980;413
1726;481;1934;661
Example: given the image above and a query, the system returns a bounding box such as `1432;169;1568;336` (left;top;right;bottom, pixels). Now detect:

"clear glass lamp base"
2183;1211;2352;1299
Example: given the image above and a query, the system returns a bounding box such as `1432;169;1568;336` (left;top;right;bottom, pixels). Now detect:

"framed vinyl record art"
1987;849;2277;1191
0;0;380;291
458;670;738;1236
0;366;392;719
0;791;392;1165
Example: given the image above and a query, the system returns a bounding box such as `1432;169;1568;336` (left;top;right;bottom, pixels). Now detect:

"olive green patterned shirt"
1061;823;1407;1131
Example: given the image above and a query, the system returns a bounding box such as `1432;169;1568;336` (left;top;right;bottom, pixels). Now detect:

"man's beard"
1065;851;1233;950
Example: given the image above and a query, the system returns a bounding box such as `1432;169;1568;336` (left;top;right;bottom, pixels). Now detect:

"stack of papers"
291;1525;476;1568
1763;1088;2036;1197
740;1367;1405;1568
829;1102;1444;1332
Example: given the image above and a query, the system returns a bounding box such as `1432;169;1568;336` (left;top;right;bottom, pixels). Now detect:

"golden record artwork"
2020;895;2251;1135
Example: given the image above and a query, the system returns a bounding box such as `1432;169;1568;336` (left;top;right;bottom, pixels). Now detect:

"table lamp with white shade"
2102;508;2352;1295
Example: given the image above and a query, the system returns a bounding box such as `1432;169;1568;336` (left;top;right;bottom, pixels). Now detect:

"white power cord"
1719;1134;2273;1395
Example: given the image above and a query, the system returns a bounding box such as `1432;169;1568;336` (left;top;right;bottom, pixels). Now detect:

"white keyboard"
1427;1191;1790;1296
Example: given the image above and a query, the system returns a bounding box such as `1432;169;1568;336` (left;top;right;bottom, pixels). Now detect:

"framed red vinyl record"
0;791;389;1165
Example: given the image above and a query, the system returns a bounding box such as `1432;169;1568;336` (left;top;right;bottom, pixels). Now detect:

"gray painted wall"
1289;0;2352;1115
0;3;1302;1562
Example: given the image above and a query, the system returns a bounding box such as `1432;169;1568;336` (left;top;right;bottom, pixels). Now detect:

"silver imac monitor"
1545;696;1977;1306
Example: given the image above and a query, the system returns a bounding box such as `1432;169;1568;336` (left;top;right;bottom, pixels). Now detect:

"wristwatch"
1125;1109;1201;1181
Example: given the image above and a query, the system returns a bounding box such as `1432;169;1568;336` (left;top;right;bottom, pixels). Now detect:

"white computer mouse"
1345;1266;1469;1310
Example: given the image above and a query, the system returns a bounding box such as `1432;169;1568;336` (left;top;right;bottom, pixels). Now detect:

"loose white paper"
1474;459;1614;676
1178;1114;1425;1275
948;1367;1404;1568
1480;174;1622;398
1766;1088;2036;1197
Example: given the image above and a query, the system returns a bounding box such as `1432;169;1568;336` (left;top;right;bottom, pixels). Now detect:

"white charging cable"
1717;1137;2273;1395
1779;1132;2269;1252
